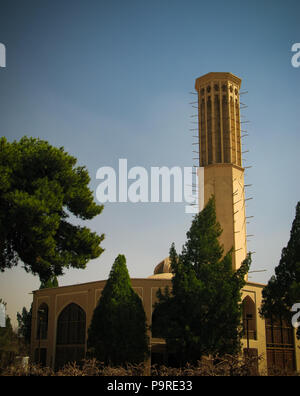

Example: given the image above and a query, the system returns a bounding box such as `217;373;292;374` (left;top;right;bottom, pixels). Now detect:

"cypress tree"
88;254;149;366
261;202;300;336
39;276;59;289
152;197;251;365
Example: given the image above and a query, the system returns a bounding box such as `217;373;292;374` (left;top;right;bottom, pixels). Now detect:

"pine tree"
261;202;300;335
152;197;251;366
0;136;104;283
87;255;149;366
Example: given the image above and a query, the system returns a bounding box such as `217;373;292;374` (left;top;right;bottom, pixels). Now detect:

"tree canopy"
17;305;32;347
0;315;17;352
0;300;19;368
261;202;300;335
152;197;251;366
88;254;149;366
0;136;104;282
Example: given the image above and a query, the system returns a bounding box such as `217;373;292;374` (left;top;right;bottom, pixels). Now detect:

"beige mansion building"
30;73;300;373
30;259;300;373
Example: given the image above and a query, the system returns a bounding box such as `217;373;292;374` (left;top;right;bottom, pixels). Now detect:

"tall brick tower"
195;72;247;271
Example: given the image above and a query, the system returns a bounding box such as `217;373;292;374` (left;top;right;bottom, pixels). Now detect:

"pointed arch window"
242;296;257;340
56;303;86;345
55;303;86;369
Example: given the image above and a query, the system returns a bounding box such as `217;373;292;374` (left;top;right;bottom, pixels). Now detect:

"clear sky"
0;0;299;327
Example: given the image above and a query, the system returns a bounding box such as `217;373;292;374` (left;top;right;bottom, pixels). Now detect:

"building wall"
31;278;171;368
241;283;267;373
31;278;300;373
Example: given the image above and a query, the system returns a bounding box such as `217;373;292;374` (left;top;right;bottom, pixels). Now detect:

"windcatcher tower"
195;72;247;271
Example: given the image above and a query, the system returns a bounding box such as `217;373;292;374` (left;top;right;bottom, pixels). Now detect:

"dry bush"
266;366;299;377
0;355;299;376
151;354;262;377
2;363;54;377
56;360;146;376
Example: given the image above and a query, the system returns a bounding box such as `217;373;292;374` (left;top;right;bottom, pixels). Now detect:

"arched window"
242;296;257;340
36;303;49;340
55;303;86;369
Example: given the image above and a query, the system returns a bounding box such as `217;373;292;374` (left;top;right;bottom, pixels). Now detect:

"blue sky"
0;0;299;325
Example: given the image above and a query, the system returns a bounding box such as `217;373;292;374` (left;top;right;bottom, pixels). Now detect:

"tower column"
195;72;247;271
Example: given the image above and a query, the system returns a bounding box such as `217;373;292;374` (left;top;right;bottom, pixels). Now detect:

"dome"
148;273;173;280
147;257;173;279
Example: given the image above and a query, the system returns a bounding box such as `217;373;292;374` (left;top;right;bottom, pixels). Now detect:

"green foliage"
0;136;105;282
0;315;15;350
0;314;19;366
152;197;251;365
0;303;21;369
88;255;149;366
261;202;300;336
17;305;32;346
40;276;59;289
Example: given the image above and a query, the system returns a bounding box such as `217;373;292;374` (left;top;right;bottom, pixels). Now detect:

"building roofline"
32;277;173;294
245;281;266;288
33;277;265;294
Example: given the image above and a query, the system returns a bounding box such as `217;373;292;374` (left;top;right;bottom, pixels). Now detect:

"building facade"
30;260;300;373
30;73;300;373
